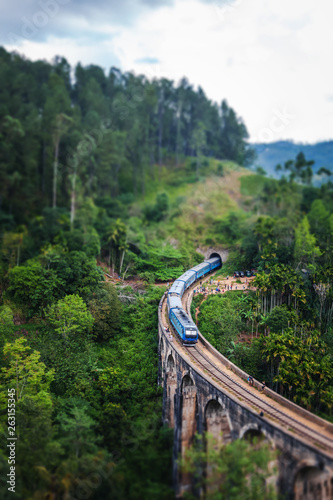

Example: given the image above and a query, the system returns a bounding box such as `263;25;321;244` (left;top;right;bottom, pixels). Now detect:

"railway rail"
161;270;333;457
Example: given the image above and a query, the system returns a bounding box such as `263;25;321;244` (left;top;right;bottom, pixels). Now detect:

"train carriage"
166;254;222;344
168;280;186;297
191;261;211;279
177;269;197;289
169;307;198;344
167;294;183;312
205;256;220;271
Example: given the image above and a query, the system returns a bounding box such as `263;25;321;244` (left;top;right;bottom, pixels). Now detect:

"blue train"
167;256;221;344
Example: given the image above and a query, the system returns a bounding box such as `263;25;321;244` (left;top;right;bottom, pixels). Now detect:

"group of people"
192;276;252;296
193;284;248;295
247;376;266;393
164;326;173;342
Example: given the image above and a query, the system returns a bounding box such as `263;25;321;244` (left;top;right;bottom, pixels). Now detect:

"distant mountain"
251;141;333;179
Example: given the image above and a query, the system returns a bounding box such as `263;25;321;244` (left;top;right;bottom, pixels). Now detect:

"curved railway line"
160;269;333;458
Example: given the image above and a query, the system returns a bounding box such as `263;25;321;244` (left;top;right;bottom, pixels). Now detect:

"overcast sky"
2;0;333;143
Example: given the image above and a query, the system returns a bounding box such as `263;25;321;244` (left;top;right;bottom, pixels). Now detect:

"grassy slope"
129;159;260;251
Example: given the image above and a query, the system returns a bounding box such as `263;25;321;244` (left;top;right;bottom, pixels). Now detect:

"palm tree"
107;219;127;276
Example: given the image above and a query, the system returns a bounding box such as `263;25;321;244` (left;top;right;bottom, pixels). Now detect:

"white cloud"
4;0;333;143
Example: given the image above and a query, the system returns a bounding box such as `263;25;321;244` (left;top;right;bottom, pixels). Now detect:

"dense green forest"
1;45;333;498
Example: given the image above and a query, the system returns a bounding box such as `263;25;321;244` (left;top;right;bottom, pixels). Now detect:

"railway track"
184;344;333;453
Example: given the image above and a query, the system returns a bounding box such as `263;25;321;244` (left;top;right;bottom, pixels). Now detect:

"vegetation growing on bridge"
181;432;277;500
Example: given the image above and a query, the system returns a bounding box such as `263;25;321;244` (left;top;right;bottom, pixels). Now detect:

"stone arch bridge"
158;259;333;499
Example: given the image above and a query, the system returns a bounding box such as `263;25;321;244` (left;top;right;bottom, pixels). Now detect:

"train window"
185;330;196;337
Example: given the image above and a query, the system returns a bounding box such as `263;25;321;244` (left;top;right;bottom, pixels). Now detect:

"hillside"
2;47;333;500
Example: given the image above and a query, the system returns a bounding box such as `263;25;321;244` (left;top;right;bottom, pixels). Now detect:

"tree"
0;338;57;497
0;337;54;404
88;284;122;341
308;199;330;245
280;152;314;184
261;330;333;409
56;398;100;458
106;219;127;276
0;306;15;354
266;305;291;333
46;294;94;340
294;216;321;270
1;225;27;267
52;250;104;298
5;261;62;317
43;73;72;208
191;121;206;180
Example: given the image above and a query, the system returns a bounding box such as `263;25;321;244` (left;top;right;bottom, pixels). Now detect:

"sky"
1;0;333;144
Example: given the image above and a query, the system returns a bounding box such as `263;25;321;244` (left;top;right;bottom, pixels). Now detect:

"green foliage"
294;216;321;270
46;294;94;340
0;337;54;404
240;174;267;197
134;245;187;282
53;251;104;298
256;166;267;176
88;284;122;341
261;330;333;412
181;433;277;500
5;262;62;317
266;305;292;332
197;293;247;354
214;210;247;244
0;306;15;352
144;193;170;223
217;163;224;176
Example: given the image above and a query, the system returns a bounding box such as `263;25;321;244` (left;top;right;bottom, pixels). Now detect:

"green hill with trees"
1;46;333;498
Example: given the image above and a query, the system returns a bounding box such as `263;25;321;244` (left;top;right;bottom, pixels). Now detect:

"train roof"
191;261;211;272
206;256;221;264
177;270;196;282
168;280;185;295
172;308;197;328
168;296;183;309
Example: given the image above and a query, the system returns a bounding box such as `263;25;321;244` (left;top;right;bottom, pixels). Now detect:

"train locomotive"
167;256;221;344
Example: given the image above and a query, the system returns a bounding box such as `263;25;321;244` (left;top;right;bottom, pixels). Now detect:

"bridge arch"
292;462;332;499
204;398;231;446
239;423;267;441
166;352;175;372
181;373;195;390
